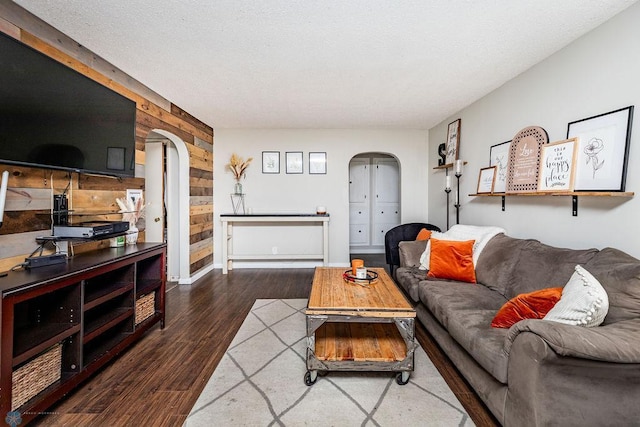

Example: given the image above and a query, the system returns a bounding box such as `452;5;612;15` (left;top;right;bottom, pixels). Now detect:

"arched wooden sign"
506;126;549;193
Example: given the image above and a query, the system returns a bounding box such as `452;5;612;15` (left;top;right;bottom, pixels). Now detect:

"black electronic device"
0;31;136;178
53;194;69;226
52;221;129;239
25;254;68;269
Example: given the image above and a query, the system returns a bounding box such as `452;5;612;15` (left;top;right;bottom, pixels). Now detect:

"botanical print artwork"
567;106;633;191
584;138;604;178
574;124;616;186
490;141;510;193
492;152;507;191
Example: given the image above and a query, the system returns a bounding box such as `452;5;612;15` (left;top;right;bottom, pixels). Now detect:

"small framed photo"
285;151;303;174
567;105;634;191
262;151;280;174
445;119;461;164
309;152;327;174
476;166;497;194
107;147;126;171
538;138;578;192
489;141;510;193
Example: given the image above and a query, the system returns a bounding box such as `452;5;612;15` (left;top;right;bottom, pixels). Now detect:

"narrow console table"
0;243;166;424
221;214;330;274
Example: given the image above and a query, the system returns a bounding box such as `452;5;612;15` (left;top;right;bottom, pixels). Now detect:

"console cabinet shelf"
0;243;166;424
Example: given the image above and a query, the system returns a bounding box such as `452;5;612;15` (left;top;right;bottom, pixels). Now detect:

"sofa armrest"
504;329;640;426
398;240;428;268
504;318;640;363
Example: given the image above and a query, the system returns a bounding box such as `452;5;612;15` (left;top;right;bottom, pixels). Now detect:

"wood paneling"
189;237;213;265
0;6;214;277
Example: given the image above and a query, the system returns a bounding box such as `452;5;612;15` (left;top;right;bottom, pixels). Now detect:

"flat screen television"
0;31;137;178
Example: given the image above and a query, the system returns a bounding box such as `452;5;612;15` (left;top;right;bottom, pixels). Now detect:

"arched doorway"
144;130;191;284
349;153;400;254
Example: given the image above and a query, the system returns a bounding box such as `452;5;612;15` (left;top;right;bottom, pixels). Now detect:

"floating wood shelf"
469;191;634;197
433;161;468;170
469;191;634;216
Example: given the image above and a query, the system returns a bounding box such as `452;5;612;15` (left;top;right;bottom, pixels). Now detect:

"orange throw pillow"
416;228;432;241
427;238;476;283
491;287;563;328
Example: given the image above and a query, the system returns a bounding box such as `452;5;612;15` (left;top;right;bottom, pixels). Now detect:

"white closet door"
374;158;400;203
349;159;370;246
372;158;400;246
349;159;369;202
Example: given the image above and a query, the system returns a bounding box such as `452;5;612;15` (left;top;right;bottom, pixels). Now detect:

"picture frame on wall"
445;119;461;165
489;141;510;193
567;105;634;191
506;126;549;193
262;151;280;174
476;166;497;194
309;152;327;174
537;138;578;192
285;151;303;174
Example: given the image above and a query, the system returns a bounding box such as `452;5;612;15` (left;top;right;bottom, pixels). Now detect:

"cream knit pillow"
543;265;609;327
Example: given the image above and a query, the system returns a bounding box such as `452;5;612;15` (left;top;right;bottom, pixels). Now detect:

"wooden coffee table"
304;267;416;385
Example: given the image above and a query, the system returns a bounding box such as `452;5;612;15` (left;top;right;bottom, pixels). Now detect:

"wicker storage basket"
12;344;62;410
135;292;155;325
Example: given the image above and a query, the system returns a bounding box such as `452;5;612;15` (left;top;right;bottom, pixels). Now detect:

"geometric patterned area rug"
185;299;474;427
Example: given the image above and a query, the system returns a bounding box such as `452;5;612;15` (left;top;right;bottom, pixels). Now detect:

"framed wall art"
489;141;510;193
262;151;280;174
537;138;578;192
285;151;303;174
445;119;461;164
506;126;548;193
309;152;327;174
567;105;634;191
476;166;497;194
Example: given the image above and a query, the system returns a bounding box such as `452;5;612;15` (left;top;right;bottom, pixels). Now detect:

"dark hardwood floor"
36;265;498;426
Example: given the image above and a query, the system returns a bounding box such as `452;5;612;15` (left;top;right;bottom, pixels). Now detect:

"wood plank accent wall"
0;4;214;276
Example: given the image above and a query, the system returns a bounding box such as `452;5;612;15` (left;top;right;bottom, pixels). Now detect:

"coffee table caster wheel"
396;372;410;385
304;370;318;386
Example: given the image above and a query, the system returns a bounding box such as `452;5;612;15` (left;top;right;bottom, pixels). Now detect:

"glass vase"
234;182;243;195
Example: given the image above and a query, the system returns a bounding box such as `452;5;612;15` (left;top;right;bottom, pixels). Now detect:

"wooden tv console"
0;243;166;424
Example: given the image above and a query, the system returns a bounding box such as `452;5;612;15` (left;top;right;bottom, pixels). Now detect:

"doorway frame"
145;129;208;284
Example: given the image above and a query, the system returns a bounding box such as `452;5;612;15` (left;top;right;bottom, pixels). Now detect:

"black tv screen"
0;31;136;178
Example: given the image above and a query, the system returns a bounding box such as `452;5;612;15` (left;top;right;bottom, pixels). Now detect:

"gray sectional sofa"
393;229;640;426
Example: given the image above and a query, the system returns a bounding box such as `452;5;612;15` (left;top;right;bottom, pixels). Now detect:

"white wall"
428;3;640;257
214;129;429;268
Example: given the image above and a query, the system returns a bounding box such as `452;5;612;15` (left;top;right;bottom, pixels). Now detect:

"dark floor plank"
35;267;496;426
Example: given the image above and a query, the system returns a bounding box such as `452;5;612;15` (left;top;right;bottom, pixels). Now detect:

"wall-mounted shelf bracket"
469;191;633;217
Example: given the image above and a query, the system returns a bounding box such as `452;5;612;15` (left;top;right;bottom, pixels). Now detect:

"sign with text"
506;126;548;193
538;138;578;192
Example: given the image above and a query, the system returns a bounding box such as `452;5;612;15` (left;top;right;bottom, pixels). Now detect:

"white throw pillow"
543;265;609;327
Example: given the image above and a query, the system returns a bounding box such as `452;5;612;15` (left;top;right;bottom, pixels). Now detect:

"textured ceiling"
13;0;639;129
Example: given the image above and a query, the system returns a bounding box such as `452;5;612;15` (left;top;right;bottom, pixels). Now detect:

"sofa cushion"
544;265;608;327
418;280;511;383
491;287;563;328
398;240;427;268
427;238;476;283
506;240;598;299
394;266;425;302
584;247;640;325
416;228;432;240
475;234;527;296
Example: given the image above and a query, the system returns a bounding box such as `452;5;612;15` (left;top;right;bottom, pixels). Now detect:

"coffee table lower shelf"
305;315;415;386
